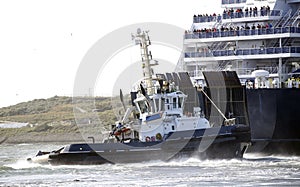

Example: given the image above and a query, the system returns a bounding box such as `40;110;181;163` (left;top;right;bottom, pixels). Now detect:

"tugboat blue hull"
48;126;250;165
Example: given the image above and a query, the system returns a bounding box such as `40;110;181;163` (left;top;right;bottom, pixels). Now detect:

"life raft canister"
114;127;131;136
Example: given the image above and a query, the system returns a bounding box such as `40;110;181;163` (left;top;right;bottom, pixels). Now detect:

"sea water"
0;143;299;186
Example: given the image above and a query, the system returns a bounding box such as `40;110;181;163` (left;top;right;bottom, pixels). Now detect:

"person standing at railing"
245;7;249;17
287;78;293;88
266;5;270;16
261;6;265;16
257;24;261;29
254;7;258;17
268;22;272;28
217;14;222;22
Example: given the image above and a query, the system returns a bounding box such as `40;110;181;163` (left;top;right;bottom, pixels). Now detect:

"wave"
5;153;300;172
4;160;43;170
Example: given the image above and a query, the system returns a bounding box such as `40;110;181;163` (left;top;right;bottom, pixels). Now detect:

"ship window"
178;97;182;108
160;98;165;111
172;126;175;130
154;98;160;112
173;98;177;108
138;100;149;113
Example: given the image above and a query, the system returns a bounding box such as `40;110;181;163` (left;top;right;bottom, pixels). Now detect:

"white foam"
5;160;42;169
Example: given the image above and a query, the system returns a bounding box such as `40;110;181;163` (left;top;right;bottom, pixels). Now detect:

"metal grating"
202;71;249;126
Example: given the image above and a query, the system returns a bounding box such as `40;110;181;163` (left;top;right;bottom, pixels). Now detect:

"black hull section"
246;88;300;155
48;126;250;165
250;141;300;155
195;71;299;155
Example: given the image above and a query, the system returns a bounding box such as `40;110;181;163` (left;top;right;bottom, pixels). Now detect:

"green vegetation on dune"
0;96;72;116
0;96;118;143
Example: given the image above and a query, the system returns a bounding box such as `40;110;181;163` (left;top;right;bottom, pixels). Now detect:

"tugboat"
30;29;251;165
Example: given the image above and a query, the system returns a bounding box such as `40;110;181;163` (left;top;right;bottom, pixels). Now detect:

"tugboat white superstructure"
112;29;211;144
30;29;251;165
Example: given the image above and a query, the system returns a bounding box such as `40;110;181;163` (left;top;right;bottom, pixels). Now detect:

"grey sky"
0;0;221;107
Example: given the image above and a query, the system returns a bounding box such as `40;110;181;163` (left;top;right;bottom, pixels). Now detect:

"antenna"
131;29;158;95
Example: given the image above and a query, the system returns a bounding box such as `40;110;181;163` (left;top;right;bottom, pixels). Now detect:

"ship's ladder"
282;9;294;27
291;7;300;27
272;9;291;28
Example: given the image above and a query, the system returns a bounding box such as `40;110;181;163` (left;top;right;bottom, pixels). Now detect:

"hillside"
0;96;117;143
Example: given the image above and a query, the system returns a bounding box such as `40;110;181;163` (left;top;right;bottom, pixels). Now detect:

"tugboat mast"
132;28;157;95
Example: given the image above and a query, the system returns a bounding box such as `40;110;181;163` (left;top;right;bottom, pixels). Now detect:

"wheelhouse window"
154;98;160;112
165;98;170;110
178;97;182;108
137;100;149;113
173;98;177;108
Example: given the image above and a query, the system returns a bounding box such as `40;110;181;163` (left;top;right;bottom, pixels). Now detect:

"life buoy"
151;136;155;141
156;133;162;140
145;136;151;142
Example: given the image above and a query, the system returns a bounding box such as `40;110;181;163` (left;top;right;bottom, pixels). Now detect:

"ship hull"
48;125;250;165
246;88;300;155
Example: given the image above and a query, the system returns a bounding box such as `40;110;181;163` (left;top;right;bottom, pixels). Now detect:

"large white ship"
176;0;300;154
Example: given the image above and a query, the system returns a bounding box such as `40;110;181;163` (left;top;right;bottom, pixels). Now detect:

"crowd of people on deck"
186;23;273;34
224;6;271;18
193;5;272;23
193;13;221;23
222;0;247;4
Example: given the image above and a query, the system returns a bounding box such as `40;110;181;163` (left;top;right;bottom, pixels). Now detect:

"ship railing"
185;26;300;40
237;67;279;75
221;0;246;5
193;9;281;24
184;46;300;58
222;9;281;20
258;66;279;74
187;68;256;78
235;68;256;75
193;10;280;23
184;51;214;58
188;70;203;78
193;15;221;23
187;67;283;80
